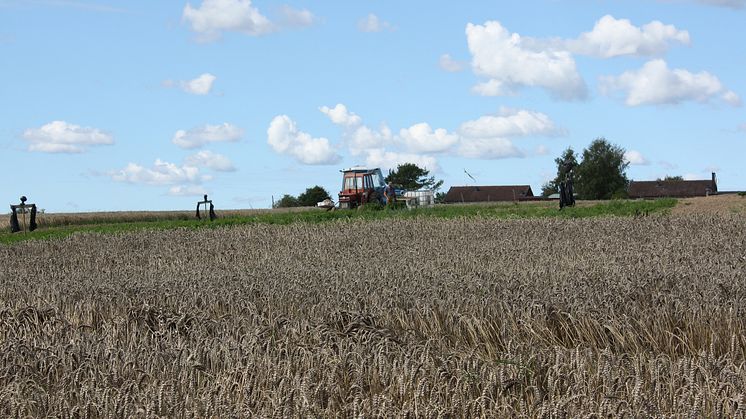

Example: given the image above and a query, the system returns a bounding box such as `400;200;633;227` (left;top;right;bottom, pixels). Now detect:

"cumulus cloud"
319;104;362;127
109;159;209;186
566;15;690;58
399;123;459;154
455;108;558;159
364;148;439;172
600;59;741;106
182;0;273;41
320;104;392;154
625;150;649;165
439;54;465;73
458;108;559;139
466;21;587;100
267;115;341;165
184;150;236;172
185;73;216;95
22;120;114;153
358;13;391;32
172;123;244;149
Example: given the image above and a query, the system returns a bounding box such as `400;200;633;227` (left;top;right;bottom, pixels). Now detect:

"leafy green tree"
297;186;331;206
657;175;684;181
541;147;578;197
575;138;629;200
273;194;300;208
384;163;443;191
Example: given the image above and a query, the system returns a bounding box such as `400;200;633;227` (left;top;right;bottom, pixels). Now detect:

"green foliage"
297;186;331;207
434;192;447;204
385;163;443;191
274;194;300;208
1;199;677;245
542;147;578;197
575;138;629;200
739;192;746;197
657;175;684;181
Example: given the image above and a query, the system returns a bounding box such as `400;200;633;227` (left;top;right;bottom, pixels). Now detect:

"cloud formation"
172;123;244;149
109;159;208;186
566;15;690;58
625;150;649;165
182;0;273;41
600;59;741;106
267;115;341;165
466;21;587;100
694;0;745;8
184;150;236;172
22;120;114;153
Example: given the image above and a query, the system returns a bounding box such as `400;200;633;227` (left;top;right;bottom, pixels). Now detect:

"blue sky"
1;0;744;212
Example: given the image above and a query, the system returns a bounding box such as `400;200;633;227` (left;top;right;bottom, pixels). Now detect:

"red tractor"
338;167;386;209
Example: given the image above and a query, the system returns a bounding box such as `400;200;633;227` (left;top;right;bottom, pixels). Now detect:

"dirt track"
671;193;746;215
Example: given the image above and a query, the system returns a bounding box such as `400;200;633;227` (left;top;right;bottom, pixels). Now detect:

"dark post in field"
9;196;38;233
196;194;217;221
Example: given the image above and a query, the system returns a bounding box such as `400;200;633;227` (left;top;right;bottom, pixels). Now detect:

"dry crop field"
1;214;746;417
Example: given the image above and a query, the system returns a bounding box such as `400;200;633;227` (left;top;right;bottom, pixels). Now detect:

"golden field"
1;214;745;417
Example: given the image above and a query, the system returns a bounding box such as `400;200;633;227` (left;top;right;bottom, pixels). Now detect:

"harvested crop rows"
1;215;745;417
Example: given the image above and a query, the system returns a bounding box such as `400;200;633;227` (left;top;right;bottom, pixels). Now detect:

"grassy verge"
0;198;676;245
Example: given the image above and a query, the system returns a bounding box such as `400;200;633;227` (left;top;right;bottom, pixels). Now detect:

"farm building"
443;185;534;203
628;173;718;199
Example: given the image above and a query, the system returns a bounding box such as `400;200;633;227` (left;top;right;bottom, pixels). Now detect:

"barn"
628;173;718;199
442;185;534;203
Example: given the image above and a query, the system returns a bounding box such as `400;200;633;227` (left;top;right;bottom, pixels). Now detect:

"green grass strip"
0;198;676;245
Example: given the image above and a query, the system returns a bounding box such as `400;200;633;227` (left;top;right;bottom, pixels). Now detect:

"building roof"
443;185;534;203
628;179;717;198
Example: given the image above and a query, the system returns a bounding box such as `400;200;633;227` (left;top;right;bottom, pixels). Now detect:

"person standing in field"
384;182;396;207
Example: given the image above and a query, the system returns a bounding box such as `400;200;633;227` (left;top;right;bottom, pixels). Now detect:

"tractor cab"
338;167;386;209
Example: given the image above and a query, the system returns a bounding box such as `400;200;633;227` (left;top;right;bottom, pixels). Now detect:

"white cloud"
184;150;236;172
182;0;273;41
536;145;550;156
364;148;439;173
22;120;114;153
600;59;741;106
358;13;391;33
109;159;208;185
458;108;559;139
624;150;649;165
466;21;587;100
398;123;459;154
168;185;208;196
319;104;362;127
183;73;216;95
267;115;341;165
172;123;244;149
567;15;690;58
659;160;678;170
439;54;465;73
279;5;314;27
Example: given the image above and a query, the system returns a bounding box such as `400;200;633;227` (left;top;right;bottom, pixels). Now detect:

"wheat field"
1;214;745;417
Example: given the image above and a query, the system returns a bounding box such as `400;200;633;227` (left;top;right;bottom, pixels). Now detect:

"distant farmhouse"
443;185;534;203
628;173;718;199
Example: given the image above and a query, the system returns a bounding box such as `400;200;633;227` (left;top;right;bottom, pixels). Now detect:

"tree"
274;194;300;208
575;138;629;200
657;175;684;181
541;147;578;197
385;163;443;191
297;186;331;206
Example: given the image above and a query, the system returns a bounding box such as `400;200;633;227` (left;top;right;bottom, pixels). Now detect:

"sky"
1;0;745;212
